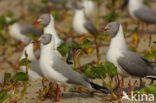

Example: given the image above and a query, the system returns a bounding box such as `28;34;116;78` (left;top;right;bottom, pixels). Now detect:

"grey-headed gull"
36;33;109;101
100;22;156;94
128;0;156;24
72;2;98;35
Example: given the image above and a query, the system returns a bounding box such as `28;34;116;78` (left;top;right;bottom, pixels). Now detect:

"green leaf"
0;90;7;99
51;10;60;20
13;72;28;82
0;32;7;45
0;90;9;103
84;67;99;79
40;0;48;4
81;39;92;49
69;43;81;49
4;73;11;80
26;33;35;40
57;43;69;57
0;90;10;103
145;84;156;96
104;61;117;77
19;58;31;66
144;50;156;60
102;11;119;21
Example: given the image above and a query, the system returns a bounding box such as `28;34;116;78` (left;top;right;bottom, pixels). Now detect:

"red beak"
99;27;109;32
33;21;40;25
32;40;41;43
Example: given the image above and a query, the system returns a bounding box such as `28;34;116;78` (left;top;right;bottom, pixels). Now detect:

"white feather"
72;9;89;35
128;0;143;19
106;24;129;77
20;43;43;80
8;23;30;45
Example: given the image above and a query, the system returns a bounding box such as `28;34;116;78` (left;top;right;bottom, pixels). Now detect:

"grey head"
104;22;120;38
72;2;84;10
40;34;52;45
37;14;51;27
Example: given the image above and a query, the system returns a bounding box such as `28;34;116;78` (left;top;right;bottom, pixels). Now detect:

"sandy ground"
0;0;156;103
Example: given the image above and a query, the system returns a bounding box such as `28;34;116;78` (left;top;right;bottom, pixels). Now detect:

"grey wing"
84;21;98;35
117;51;156;77
52;55;91;88
134;6;156;24
20;25;41;36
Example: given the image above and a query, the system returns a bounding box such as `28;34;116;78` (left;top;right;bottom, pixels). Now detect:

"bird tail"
89;82;110;94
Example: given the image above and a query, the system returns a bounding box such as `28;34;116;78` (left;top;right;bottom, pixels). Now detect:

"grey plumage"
134;6;156;24
118;50;156;78
20;25;41;36
84;21;98;35
52;53;91;88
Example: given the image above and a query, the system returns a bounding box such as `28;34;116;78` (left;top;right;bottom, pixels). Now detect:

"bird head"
33;14;52;27
33;33;52;45
99;22;120;37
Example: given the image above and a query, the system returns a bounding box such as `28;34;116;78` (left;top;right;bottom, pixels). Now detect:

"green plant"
103;11;119;22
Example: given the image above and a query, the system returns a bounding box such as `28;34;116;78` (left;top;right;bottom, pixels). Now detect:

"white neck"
74;9;86;22
43;16;57;35
43;16;62;48
109;25;128;51
40;38;55;60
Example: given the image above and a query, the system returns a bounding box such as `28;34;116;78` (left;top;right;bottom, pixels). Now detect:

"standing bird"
72;2;100;63
72;2;98;36
36;33;109;101
8;21;41;45
100;22;156;94
128;0;156;24
20;43;43;80
33;14;63;57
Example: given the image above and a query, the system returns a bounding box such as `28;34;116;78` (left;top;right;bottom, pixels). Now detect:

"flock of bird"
5;0;156;102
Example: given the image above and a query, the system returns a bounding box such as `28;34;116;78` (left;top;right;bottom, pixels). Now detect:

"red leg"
118;82;121;96
128;80;131;95
121;79;124;96
140;23;144;36
55;84;60;102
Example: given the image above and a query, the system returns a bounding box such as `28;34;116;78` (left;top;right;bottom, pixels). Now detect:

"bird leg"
139;78;145;87
140;23;144;36
128;80;131;96
150;80;154;85
120;78;124;96
55;84;60;102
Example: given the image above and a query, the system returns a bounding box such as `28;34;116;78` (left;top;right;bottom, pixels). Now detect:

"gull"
72;2;98;36
99;22;156;94
20;42;43;80
36;33;109;101
33;14;63;49
33;14;74;64
8;18;41;45
33;14;63;58
128;0;156;24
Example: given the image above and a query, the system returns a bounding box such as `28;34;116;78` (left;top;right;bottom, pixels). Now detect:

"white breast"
106;26;129;77
128;0;143;19
72;10;88;35
20;43;43;80
40;46;67;83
